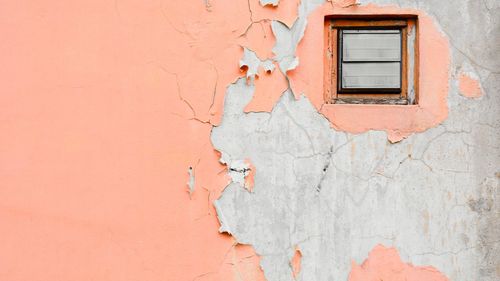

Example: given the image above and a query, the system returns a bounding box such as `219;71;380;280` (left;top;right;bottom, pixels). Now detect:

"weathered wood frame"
324;17;418;105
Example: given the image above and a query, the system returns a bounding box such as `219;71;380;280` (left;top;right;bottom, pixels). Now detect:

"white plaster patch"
271;0;325;73
227;159;252;188
187;167;195;196
240;47;276;78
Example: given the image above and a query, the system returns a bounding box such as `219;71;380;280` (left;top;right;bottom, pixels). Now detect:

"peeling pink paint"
244;67;289;112
459;72;483;98
291;247;302;279
348;245;449;281
243;159;256;192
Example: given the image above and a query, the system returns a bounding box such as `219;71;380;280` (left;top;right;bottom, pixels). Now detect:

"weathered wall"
214;1;499;281
0;1;498;281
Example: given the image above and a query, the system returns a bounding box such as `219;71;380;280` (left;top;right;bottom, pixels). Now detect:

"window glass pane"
342;30;401;61
341;62;400;89
343;29;400;34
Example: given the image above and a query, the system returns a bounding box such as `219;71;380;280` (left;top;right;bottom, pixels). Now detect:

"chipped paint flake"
459;72;483;98
271;20;301;73
261;59;276;74
260;0;280;7
240;47;276;79
290;247;302;279
187;166;195;196
214;199;233;234
271;0;325;73
243;159;255;192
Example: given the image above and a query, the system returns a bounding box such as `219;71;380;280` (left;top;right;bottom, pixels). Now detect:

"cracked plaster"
212;0;499;281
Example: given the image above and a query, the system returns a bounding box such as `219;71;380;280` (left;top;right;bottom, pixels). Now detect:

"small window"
325;18;418;105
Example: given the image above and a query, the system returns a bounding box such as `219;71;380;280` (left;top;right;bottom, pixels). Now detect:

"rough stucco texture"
0;1;499;281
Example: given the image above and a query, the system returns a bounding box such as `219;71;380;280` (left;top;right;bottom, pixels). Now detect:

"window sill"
333;98;409;105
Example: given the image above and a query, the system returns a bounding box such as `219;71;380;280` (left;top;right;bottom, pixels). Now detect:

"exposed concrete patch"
188;166;196;197
213;71;477;280
271;0;326;74
468;175;500;281
223;159;255;193
213;87;333;280
239;47;275;79
271;20;300;73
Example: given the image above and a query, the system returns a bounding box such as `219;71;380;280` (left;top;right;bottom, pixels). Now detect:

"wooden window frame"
324;17;418;105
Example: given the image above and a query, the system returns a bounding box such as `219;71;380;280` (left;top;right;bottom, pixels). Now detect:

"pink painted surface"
349;245;449;281
0;0;264;280
459;72;483;98
243;159;256;192
238;21;276;60
244;67;289;112
290;247;302;279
